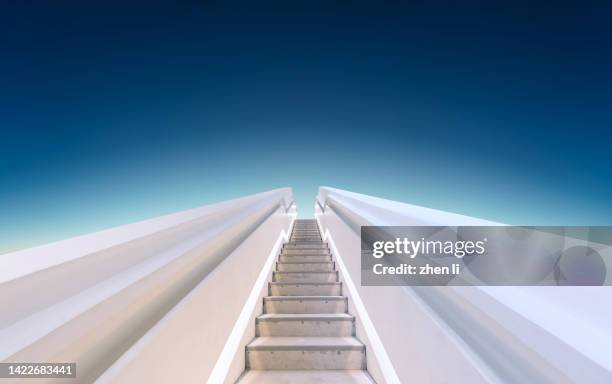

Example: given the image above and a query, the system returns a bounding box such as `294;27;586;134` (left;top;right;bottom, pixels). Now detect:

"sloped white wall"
97;206;295;384
0;188;294;384
316;186;612;384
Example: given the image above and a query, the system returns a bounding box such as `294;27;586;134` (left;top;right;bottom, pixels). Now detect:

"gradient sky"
1;1;611;254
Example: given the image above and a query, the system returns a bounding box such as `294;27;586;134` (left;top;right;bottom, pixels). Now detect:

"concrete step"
284;248;326;252
256;314;354;337
281;247;329;254
237;370;375;384
273;271;338;283
284;243;327;248
282;249;330;256
291;238;322;241
246;337;365;370
276;262;335;272
269;282;342;296
282;244;329;250
291;239;321;242
279;255;331;263
264;296;347;314
281;252;330;259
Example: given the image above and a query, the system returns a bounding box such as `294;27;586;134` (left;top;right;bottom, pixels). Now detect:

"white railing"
0;188;296;383
316;186;612;384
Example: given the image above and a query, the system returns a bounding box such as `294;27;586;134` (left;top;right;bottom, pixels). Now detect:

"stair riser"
283;246;329;251
285;248;326;252
282;250;330;256
284;250;325;254
269;284;342;296
291;239;321;241
246;349;365;370
264;300;347;314
276;263;334;272
279;255;331;263
273;272;338;282
291;238;322;241
284;244;327;249
257;320;354;337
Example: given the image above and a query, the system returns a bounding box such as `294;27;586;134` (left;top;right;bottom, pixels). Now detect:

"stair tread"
270;282;341;285
283;249;328;251
284;246;327;248
274;271;337;273
287;241;324;242
285;245;326;246
265;295;346;301
281;256;330;258
285;243;326;245
258;313;353;321
247;337;364;350
285;240;327;249
278;261;332;264
237;370;374;384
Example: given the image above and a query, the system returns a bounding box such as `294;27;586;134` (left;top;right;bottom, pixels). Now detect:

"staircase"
237;219;374;383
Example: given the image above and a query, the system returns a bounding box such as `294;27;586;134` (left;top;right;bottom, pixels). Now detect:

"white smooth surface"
0;188;294;384
316;186;612;384
238;370;375;384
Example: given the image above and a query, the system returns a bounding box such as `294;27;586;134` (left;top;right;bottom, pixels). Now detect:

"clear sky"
1;1;611;254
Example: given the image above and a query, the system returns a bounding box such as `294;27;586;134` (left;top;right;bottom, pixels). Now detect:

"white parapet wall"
315;186;612;384
0;188;296;384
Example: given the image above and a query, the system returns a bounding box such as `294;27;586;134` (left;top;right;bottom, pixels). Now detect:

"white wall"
97;206;295;384
0;188;294;384
317;206;492;384
316;186;612;384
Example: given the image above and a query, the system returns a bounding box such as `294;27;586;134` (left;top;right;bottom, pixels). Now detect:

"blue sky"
1;1;611;253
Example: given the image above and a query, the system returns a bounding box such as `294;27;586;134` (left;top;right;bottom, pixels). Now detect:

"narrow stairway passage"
237;219;375;384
